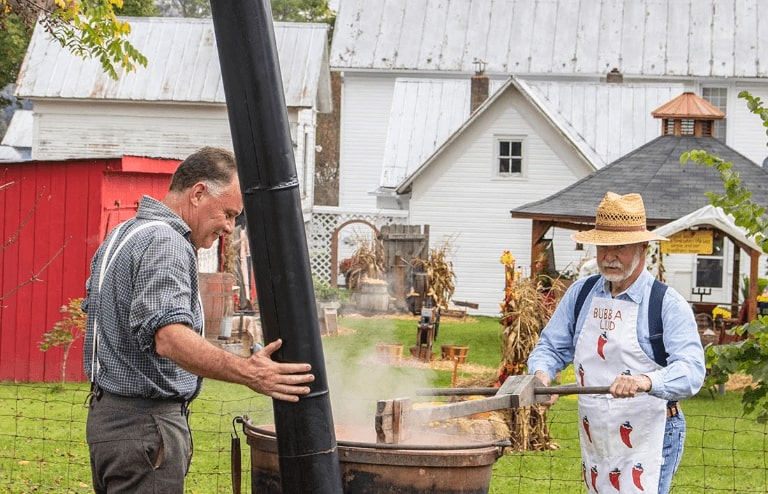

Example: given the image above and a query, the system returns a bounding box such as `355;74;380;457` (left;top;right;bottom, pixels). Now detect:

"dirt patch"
724;373;756;392
357;350;497;379
339;311;479;324
332;324;494;375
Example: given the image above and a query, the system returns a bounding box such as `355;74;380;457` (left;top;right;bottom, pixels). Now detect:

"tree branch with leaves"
1;0;150;85
38;297;85;384
681;90;768;422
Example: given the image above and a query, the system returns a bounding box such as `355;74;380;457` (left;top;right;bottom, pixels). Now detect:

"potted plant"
313;276;348;335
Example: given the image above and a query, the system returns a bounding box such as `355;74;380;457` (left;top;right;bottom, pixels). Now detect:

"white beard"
600;250;642;283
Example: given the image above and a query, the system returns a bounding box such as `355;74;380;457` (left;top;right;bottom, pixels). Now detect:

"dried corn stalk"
344;237;386;291
497;251;566;451
412;241;456;308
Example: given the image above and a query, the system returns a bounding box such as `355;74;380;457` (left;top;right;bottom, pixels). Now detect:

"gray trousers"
86;390;193;494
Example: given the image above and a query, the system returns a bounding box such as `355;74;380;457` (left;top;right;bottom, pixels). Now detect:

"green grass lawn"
1;314;765;492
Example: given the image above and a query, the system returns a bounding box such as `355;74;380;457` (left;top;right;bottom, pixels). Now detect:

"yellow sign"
660;229;714;254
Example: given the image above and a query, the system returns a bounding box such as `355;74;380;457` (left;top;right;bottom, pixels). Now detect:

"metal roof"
17;17;331;109
0;110;32;148
0;145;24;161
380;78;505;188
528;81;686;166
393;76;599;194
511;136;768;225
651;92;725;119
331;0;768;78
381;78;684;191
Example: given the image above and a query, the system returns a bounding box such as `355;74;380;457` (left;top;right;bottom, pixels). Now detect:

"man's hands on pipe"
247;339;315;402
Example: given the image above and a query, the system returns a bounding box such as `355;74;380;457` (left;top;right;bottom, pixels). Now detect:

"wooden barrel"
244;422;500;493
358;281;389;312
198;272;236;337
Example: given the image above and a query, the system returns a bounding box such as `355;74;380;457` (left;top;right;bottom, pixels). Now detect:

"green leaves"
0;13;31;100
739;91;768;146
685;91;768;422
41;0;147;79
38;298;86;352
681;148;768;254
2;0;147;82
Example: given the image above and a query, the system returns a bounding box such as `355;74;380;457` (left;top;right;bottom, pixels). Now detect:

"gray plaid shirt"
83;196;203;400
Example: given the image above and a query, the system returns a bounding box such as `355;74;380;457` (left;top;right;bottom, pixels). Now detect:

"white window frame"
701;86;727;142
695;234;725;289
494;135;526;178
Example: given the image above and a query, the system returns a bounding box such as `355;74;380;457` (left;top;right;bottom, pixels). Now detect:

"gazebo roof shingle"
512;135;768;227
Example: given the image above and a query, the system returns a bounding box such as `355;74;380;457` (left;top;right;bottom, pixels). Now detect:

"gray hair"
169;147;237;193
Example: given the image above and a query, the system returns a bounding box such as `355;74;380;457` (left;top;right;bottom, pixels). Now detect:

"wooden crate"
376;343;403;363
441;345;469;363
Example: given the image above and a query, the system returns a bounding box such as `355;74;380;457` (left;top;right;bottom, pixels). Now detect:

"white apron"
573;296;666;493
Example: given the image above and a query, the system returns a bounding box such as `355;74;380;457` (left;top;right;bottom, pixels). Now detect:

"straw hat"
570;192;668;246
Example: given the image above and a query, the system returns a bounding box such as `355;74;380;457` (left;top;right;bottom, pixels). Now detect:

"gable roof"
511;135;768;226
379;78;505;189
653;205;761;253
16;18;331;110
393;76;597;194
332;0;768;79
528;82;686;167
380;78;684;192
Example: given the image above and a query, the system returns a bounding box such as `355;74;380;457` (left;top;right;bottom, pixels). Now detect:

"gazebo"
511;92;768;320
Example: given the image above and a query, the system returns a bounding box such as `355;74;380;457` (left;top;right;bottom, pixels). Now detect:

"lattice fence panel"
309;210;407;284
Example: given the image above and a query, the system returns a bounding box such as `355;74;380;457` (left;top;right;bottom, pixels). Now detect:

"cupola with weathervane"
651;91;725;137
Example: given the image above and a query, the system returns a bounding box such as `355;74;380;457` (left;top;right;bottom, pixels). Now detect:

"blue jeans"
658;410;686;494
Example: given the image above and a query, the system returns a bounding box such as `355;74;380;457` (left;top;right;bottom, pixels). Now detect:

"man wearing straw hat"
528;192;705;494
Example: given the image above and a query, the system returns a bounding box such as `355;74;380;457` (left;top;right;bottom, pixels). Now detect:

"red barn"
0;156;179;382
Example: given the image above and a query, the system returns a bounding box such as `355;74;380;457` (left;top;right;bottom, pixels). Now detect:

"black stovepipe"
209;1;343;492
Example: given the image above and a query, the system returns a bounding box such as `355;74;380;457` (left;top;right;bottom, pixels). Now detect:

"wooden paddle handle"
536;385;611;395
416;385;613;396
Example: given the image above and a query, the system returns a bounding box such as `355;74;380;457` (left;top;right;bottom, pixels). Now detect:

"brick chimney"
470;59;489;113
606;67;623;83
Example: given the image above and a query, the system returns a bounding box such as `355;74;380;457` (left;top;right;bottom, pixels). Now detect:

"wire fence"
488;396;768;493
1;382;766;493
0;382;273;493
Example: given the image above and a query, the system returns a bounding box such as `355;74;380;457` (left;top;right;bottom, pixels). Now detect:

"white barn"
16;17;332;217
328;0;768;315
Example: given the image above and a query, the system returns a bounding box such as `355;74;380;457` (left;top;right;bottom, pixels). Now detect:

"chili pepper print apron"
573;296;666;493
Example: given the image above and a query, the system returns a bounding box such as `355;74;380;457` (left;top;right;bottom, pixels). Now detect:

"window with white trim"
695;234;724;288
496;137;524;176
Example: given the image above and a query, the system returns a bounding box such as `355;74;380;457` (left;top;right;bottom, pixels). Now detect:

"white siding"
31;101;300;160
407;91;592;316
338;74;395;210
32;101;233;160
729;84;768;166
297;108;318;214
